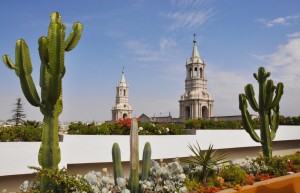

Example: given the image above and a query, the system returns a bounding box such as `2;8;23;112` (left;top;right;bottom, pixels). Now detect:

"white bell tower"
112;68;133;121
179;35;214;120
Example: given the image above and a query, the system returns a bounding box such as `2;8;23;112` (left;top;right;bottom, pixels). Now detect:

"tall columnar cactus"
112;118;152;192
2;12;83;190
239;67;284;159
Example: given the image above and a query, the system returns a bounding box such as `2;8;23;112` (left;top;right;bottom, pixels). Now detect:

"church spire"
191;34;202;63
119;66;127;86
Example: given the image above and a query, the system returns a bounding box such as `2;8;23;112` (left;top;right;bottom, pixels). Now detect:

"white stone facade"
179;36;214;120
112;70;132;121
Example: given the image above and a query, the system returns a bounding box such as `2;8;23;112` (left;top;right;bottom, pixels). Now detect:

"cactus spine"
2;12;83;191
239;67;284;159
112;118;152;192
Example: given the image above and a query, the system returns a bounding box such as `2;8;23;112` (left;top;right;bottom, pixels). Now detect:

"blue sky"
0;0;299;122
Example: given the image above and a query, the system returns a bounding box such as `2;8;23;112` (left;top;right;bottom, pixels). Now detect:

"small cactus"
239;67;284;159
112;118;152;192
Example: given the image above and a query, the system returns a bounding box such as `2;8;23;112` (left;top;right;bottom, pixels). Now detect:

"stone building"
179;36;214;120
111;69;133;121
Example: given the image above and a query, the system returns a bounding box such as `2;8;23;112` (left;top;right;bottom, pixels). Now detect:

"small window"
200;68;203;78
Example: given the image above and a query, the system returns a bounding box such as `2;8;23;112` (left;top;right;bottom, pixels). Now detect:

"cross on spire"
193;33;197;43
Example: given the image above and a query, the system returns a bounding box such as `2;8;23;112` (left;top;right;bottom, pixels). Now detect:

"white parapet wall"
1;126;300;176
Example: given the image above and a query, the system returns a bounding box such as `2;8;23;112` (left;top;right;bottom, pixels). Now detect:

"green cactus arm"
244;84;259;112
47;12;65;105
265;80;275;109
38;37;49;66
15;39;41;107
141;142;151;181
38;36;50;105
239;94;262;142
2;55;18;72
129;118;139;193
256;67;270;83
65;22;83;51
112;143;124;184
269;83;284;109
270;106;279;140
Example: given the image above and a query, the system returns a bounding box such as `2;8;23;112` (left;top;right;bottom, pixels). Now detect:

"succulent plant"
239;67;284;159
112;118;152;192
2;12;83;191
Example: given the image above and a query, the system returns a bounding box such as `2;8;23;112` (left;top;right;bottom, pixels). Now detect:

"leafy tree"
11;98;26;126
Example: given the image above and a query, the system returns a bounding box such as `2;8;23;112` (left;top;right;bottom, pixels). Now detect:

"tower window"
124;89;126;96
194;67;198;77
200;68;203;78
189;68;193;78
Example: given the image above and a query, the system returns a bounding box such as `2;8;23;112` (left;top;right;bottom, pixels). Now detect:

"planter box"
220;172;300;193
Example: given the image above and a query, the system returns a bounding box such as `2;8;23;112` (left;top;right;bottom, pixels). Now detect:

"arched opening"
194;67;198;77
185;106;191;120
202;106;209;118
189;68;193;78
200;68;203;78
123;89;126;96
123;113;128;119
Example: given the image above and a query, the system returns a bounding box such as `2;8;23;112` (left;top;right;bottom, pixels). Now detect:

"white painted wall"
1;126;300;176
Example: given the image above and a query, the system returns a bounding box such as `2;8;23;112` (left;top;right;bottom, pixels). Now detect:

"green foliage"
23;120;42;128
283;152;300;172
219;165;247;186
185;119;243;130
184;178;200;192
0;126;42;142
67;121;185;135
239;67;284;159
279;115;300;125
240;154;289;176
21;166;93;193
67;122;110;135
182;142;228;185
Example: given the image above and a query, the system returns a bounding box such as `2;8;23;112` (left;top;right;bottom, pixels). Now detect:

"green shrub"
279;115;300;125
240;155;289;176
0;126;42;142
219;165;247;186
67;121;184;135
20;166;93;192
185;119;201;129
185;119;243;130
282;152;300;172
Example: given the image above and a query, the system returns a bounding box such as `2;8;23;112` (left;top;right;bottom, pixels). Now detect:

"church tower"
112;68;133;121
179;35;214;120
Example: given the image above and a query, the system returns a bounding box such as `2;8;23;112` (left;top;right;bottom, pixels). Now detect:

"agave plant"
183;142;228;185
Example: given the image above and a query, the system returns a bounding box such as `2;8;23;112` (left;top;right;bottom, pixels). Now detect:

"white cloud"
162;0;214;31
287;32;300;38
259;14;300;27
207;69;252;116
266;37;300;87
250;35;300;116
124;38;178;62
